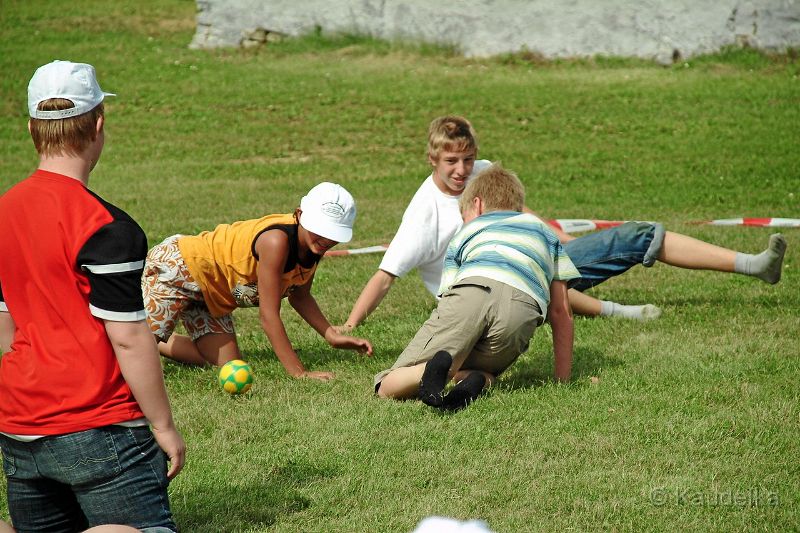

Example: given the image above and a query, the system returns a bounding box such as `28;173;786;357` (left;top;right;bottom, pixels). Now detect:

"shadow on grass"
174;459;337;531
499;347;624;390
174;480;308;531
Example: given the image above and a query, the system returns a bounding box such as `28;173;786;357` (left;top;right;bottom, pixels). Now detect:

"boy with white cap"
0;60;185;531
143;182;373;381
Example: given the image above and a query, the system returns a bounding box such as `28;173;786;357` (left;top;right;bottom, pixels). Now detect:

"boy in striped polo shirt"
375;163;579;410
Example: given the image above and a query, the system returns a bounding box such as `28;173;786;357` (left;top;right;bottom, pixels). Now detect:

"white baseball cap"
299;182;356;243
412;517;494;533
28;60;115;120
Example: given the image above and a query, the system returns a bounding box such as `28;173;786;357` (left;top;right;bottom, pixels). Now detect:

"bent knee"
376;384;392;399
376;368;422;400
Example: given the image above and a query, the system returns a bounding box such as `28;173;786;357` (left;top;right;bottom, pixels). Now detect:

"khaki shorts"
142;235;235;342
374;276;543;388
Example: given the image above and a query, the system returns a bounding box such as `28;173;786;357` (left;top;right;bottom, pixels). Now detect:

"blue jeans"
564;222;665;291
1;425;176;533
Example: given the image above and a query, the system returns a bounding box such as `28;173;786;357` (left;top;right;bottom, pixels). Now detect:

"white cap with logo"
28;60;115;120
299;182;357;243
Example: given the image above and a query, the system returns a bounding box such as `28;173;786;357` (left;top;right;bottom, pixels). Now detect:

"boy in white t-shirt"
377;157;492;296
340;115;787;330
341;116;653;327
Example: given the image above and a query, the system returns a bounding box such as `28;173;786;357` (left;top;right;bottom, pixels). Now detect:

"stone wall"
190;0;800;64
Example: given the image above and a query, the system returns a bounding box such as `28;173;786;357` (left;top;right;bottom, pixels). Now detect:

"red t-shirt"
0;170;146;435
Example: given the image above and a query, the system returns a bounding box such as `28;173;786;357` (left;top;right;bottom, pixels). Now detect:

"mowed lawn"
0;1;798;531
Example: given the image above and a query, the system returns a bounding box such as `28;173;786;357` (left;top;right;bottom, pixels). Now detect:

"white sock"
734;234;787;284
600;301;662;320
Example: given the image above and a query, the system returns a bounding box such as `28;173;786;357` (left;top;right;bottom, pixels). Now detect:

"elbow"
549;305;573;324
259;309;276;327
258;304;281;326
376;270;397;290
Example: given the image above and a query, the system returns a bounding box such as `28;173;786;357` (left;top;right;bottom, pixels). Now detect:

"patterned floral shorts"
142;235;235;342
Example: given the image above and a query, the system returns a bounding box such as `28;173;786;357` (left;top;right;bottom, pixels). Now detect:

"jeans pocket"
44;428;121;485
124;426;168;488
1;448;17;476
128;426;157;453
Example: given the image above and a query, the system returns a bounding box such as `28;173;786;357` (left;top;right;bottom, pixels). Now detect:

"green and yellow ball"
218;359;253;395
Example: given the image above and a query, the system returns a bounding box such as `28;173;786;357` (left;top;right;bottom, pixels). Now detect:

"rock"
189;0;800;63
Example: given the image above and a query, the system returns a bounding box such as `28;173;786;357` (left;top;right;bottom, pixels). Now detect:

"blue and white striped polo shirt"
439;211;580;317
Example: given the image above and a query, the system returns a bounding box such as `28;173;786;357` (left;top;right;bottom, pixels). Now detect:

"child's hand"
298;370;335;381
325;329;374;356
344;337;373;356
151;424;186;480
333;324;355;334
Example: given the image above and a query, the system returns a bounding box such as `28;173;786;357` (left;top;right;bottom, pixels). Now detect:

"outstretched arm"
547;280;574;382
105;319;186;479
340;269;397;330
254;231;330;380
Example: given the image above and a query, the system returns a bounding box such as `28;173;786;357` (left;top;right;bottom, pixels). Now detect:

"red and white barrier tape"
553;218;800;231
325;217;799;256
546;219;626;233
324;245;390;257
700;217;800;228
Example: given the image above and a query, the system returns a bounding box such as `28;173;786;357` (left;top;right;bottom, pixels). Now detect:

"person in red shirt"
0;60;185;532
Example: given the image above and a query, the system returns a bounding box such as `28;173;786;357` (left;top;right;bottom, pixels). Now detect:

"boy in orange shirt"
143;182;373;381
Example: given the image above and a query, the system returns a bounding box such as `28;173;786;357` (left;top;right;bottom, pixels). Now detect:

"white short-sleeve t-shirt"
379;160;492;295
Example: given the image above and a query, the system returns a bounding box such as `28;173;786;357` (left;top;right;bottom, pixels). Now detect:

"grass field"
1;1;799;531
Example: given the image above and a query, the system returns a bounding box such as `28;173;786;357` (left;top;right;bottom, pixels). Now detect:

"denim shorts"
0;425;176;533
564;221;665;291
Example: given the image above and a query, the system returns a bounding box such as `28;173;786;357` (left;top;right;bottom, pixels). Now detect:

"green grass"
1;1;799;531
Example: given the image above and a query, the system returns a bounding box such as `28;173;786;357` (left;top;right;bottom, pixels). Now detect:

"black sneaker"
441;372;486;412
418;350;453;408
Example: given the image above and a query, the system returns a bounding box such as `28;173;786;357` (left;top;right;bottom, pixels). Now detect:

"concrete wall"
190;0;800;64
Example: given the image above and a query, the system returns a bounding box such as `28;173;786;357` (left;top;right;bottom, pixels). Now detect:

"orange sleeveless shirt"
178;213;319;317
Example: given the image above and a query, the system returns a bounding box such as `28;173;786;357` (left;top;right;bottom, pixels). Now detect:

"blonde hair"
29;99;103;156
459;163;525;214
426;115;478;160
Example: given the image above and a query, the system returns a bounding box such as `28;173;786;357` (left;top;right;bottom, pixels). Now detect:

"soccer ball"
218;359;253;394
